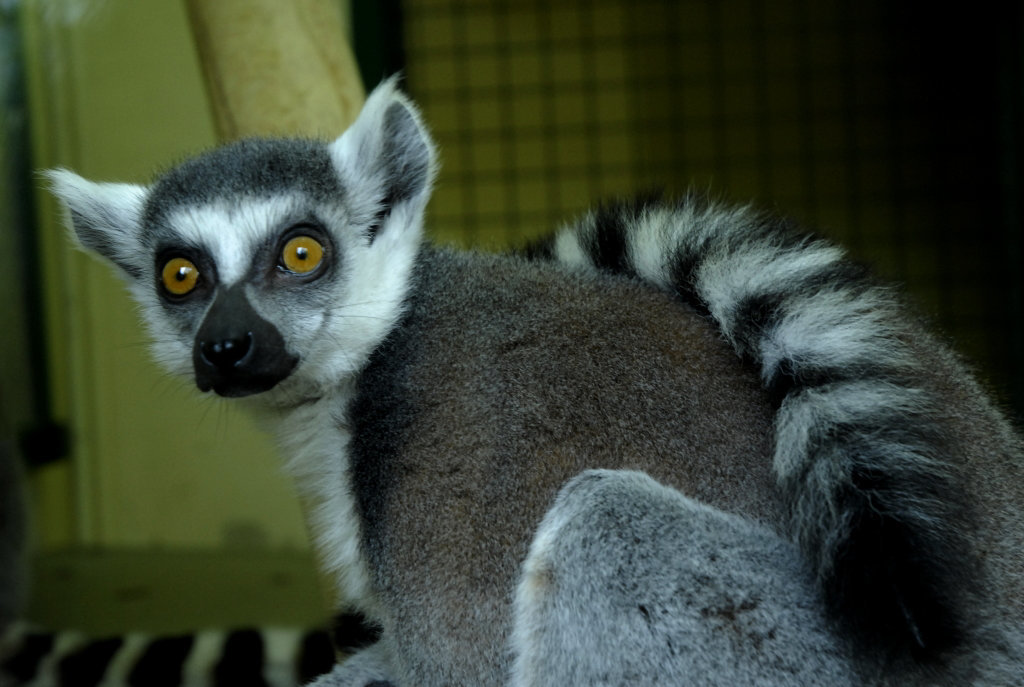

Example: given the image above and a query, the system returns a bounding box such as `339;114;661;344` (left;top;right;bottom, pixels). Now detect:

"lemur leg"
306;641;397;687
510;470;857;687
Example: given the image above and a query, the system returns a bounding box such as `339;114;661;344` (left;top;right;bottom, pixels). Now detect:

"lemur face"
144;176;348;399
47;79;437;405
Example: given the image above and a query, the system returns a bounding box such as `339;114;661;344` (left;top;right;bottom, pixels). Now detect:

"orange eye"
281;235;325;274
161;257;200;296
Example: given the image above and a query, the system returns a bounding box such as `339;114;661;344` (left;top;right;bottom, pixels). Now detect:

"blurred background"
1;0;1021;634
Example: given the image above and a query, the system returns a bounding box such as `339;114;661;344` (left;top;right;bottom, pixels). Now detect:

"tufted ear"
327;77;438;232
45;169;151;281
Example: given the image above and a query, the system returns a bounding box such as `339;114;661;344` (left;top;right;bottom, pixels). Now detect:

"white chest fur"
269;394;379;617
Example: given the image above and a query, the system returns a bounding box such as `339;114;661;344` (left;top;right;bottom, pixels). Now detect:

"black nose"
192;285;298;397
200;333;253;370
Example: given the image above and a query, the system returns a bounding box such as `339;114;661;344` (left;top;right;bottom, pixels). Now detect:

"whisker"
116;339;158;352
196;393;223;428
329;298;403;312
325;313;394;323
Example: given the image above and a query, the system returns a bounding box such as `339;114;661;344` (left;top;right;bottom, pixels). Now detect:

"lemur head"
48;79;436;406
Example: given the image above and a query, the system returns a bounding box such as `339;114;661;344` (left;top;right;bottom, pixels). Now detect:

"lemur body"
310;246;782;683
47;80;1024;685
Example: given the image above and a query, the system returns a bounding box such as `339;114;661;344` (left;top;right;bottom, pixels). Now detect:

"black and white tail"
0;623;336;687
529;194;973;657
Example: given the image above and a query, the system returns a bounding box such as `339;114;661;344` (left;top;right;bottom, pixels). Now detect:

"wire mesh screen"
400;0;1023;416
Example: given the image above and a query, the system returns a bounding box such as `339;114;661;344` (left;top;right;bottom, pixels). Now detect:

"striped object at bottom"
0;623;334;687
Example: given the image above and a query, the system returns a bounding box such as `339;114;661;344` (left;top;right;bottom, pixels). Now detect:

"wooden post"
184;0;365;140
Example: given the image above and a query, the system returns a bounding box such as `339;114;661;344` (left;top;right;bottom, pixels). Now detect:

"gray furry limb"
510;470;857;687
306;641;397;687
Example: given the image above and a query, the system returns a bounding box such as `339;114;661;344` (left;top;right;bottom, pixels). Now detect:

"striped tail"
0;623;335;687
530;194;973;658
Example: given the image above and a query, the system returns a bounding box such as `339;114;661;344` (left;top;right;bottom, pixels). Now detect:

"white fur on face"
299;201;426;386
163;196;310;286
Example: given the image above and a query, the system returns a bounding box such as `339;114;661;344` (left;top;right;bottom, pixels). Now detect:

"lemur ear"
45;169;150;280
328;76;438;218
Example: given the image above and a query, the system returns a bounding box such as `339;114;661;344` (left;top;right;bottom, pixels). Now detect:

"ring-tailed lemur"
46;79;1023;685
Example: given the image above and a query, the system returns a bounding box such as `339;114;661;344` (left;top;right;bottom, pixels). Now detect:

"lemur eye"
161;257;200;296
281;235;325;274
